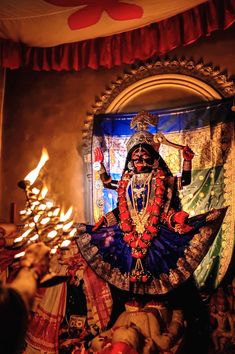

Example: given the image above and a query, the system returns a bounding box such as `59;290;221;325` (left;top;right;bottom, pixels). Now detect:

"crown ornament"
130;111;158;131
127;111;160;153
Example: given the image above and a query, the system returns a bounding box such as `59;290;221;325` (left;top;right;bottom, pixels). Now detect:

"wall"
1;24;235;223
0;68;6;221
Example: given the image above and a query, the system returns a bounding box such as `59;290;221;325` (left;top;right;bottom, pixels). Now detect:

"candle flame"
24;148;49;185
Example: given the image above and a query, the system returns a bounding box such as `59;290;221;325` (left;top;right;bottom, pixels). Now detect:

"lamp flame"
32;188;40;195
24;148;49;185
69;228;77;237
47;230;57;239
63;221;74;232
29;234;39;241
21;228;33;239
14;251;25;259
14;236;24;243
60;206;73;222
60;239;71;248
41;186;48;199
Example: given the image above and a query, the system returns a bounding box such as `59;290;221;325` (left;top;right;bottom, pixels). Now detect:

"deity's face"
131;146;154;173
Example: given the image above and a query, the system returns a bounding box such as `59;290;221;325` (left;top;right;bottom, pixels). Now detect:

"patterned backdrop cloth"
91;98;235;289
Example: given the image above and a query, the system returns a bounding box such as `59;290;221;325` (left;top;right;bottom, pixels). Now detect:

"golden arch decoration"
82;57;235;148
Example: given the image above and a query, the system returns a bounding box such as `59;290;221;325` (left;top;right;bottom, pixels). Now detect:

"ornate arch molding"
82;57;235;151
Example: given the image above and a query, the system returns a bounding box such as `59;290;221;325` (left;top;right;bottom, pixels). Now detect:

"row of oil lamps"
14;148;76;259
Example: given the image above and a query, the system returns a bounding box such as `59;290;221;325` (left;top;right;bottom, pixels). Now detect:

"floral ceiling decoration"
44;0;144;30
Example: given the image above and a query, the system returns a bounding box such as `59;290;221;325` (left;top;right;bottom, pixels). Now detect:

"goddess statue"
77;111;224;296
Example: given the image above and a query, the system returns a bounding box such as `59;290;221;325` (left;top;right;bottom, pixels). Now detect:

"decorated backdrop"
92;99;235;288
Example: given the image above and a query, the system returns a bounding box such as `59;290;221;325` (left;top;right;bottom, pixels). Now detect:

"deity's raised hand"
93;147;104;171
94;147;104;163
182;145;195;161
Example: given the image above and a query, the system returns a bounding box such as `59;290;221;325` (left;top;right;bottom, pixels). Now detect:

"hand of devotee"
182;145;195;160
0;223;19;248
94;147;104;163
0;242;50;353
20;242;50;281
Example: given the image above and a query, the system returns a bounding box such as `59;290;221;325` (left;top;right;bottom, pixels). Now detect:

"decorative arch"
82;57;235;287
82;57;235;151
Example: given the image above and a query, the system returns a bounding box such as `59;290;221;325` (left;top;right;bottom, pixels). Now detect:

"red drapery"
0;0;234;71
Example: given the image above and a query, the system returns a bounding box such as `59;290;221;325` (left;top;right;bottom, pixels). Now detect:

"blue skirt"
76;208;226;295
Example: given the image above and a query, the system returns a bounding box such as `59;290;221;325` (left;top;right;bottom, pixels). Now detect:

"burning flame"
47;230;57;239
63;221;74;232
53;207;60;216
14;251;25;259
60;240;71;248
40;186;48;199
24;148;49;185
32;187;40;195
69;228;77;237
30;234;39;241
60;207;73;222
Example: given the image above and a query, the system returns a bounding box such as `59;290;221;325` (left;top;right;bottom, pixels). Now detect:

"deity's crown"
126;111;159;153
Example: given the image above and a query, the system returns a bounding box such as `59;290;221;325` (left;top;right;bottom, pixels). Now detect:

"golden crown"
127;111;159;153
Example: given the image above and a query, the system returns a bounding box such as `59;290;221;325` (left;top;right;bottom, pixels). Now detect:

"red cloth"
0;0;234;71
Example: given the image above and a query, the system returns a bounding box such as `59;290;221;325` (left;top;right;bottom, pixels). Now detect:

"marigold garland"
117;168;166;259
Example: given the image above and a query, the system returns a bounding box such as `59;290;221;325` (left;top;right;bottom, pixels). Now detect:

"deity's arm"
104;208;120;227
94;147;118;190
181;159;192;187
180;145;195;187
92;207;119;231
99;163;118;190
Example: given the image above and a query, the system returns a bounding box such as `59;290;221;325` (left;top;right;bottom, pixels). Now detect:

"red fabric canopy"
0;0;235;71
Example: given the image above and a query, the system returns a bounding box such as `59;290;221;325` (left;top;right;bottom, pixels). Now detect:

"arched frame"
82;57;235;286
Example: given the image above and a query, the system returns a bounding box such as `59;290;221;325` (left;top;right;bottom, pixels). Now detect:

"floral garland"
117;168;166;261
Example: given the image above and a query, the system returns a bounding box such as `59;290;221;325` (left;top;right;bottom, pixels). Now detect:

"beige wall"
1;24;235;223
0;68;6;221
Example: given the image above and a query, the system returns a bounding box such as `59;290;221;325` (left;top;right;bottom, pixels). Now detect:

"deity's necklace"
130;172;152;234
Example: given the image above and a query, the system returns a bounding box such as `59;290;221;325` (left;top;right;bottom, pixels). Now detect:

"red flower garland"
117;168;166;259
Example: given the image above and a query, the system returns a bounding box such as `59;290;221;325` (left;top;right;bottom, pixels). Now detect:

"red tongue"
136;163;143;172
